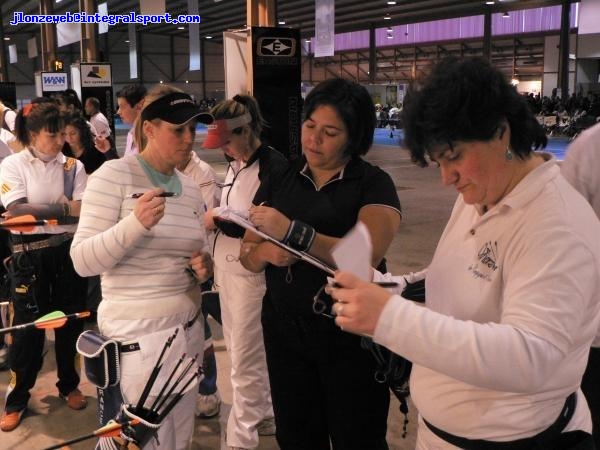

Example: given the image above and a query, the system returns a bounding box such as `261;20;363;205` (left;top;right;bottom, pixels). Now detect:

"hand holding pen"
132;189;168;230
128;192;177;199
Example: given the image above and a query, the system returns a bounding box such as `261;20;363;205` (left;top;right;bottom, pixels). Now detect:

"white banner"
188;0;200;71
129;24;138;79
57;22;81;48
98;3;109;34
27;37;38;58
314;0;334;57
8;45;17;64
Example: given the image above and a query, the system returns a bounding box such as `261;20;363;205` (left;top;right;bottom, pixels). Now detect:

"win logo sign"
43;75;67;85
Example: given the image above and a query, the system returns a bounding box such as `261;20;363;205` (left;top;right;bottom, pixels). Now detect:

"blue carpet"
373;128;569;161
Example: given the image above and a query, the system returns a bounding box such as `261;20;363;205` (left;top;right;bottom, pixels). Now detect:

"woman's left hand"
190;251;213;283
248;205;291;241
327;271;393;336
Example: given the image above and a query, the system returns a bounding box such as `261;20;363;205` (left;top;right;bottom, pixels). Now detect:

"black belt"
11;233;74;253
424;392;576;450
119;315;200;354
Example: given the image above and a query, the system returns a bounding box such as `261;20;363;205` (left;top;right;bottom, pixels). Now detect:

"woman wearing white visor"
203;95;288;450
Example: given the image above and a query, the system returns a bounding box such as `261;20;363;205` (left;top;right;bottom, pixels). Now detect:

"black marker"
331;281;398;288
127;192;177;199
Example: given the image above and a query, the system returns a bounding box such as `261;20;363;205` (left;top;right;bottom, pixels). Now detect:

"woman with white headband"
202;94;288;450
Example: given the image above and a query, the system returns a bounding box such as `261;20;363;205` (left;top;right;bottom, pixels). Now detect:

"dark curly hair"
64;113;95;152
303;78;376;157
402;57;547;167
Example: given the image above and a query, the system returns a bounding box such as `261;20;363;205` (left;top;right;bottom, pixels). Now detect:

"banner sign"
41;72;68;91
81;63;112;87
252;27;302;161
315;0;334;57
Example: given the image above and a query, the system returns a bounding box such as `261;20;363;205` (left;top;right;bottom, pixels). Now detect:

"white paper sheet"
330;221;372;280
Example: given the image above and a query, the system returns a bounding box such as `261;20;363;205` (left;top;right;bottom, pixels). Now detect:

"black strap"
424;392;577;450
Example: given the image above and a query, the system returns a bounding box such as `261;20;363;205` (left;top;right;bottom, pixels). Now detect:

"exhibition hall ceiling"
2;0;567;43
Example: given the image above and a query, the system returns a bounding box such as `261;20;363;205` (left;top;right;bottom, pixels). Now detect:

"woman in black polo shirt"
241;78;401;450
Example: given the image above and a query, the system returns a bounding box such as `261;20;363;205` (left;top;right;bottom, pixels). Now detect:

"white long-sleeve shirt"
70;156;209;322
374;155;600;442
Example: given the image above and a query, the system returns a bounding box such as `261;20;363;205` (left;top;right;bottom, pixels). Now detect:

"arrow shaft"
0;311;90;335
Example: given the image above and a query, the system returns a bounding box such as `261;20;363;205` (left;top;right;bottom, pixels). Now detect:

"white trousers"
215;267;273;449
98;310;203;450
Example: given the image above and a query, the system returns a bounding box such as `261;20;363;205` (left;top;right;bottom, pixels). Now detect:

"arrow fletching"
0;310;91;335
0;214;58;232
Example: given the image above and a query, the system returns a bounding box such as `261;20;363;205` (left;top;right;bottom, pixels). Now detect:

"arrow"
0;215;58;232
43;418;140;450
0;310;90;335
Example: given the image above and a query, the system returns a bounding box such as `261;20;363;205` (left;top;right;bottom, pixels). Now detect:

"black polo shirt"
254;156;401;316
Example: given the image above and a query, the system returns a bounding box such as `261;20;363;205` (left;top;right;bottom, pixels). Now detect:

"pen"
331;281;398;288
127;192;177;199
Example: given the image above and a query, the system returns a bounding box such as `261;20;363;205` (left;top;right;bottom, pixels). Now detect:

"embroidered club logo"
468;241;499;282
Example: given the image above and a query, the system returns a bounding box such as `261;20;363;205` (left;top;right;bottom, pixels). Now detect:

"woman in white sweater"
70;85;213;450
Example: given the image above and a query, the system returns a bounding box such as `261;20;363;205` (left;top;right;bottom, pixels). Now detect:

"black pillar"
369;26;376;83
483;8;492;60
558;0;571;99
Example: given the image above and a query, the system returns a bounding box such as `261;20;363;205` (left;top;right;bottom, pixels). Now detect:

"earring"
505;147;513;161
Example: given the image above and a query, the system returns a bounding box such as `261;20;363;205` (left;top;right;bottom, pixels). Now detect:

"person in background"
55;89;83;116
241;78;401;450
63;113;116;174
329;57;600;450
203;94;288;450
84;97;111;141
562;121;600;449
62;113;117;322
0;100;88;432
70;85;213;450
96;84;147;158
0;100;22;157
176;143;223;420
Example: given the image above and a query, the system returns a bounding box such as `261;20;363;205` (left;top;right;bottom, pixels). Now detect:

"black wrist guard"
283;220;316;252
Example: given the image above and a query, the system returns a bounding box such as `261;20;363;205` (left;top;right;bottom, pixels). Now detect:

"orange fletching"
36;318;67;330
0;215;58;232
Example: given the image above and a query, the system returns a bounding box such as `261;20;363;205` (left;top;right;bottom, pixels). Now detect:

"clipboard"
213;206;335;275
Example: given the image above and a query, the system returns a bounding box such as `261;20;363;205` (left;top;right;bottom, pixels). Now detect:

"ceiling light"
387;1;397;4
3;37;10;41
387;27;393;32
205;35;213;39
511;77;519;86
125;39;130;43
278;20;286;25
177;26;185;30
503;11;510;18
305;39;311;43
485;1;495;4
384;14;391;20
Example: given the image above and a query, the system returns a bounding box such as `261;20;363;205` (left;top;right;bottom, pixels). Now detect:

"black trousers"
262;299;390;450
5;237;87;413
582;347;600;449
